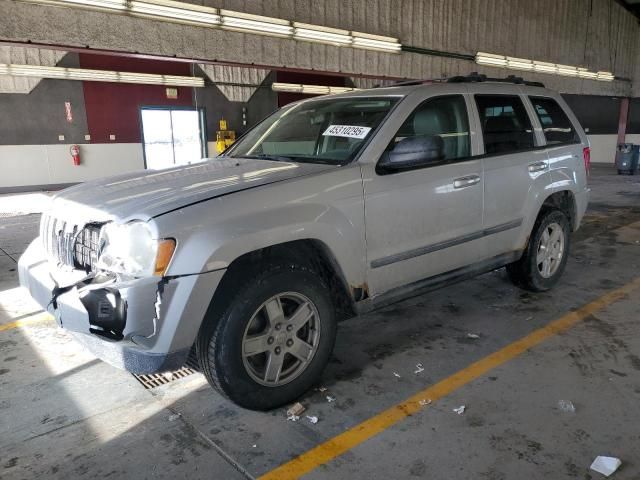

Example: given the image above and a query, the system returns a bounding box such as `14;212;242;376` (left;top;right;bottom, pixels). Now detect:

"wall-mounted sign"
64;101;73;123
166;88;178;99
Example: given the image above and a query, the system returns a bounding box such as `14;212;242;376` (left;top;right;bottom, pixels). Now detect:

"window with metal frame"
529;97;580;145
141;107;206;170
475;95;535;154
391;95;471;162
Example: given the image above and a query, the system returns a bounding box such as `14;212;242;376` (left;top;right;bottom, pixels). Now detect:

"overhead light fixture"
293;23;352;45
596;71;615;81
53;0;125;9
18;0;402;53
556;64;578;77
0;63;205;87
506;56;533;71
352;32;402;53
475;52;508;67
220;10;293;37
476;52;614;82
577;68;598;80
129;0;220;27
532;61;557;74
271;82;359;95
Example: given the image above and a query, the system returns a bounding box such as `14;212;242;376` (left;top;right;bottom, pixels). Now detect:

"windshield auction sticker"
322;125;372;139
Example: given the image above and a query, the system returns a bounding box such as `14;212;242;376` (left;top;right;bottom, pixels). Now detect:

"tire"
196;263;337;410
507;209;570;292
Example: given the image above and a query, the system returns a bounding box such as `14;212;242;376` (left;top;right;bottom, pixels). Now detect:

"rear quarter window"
529;97;580;145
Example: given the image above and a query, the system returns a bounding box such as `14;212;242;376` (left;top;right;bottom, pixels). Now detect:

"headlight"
96;221;176;277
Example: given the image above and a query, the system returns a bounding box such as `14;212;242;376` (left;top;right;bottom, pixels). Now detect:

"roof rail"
378;78;446;87
446;72;545;87
379;73;545;89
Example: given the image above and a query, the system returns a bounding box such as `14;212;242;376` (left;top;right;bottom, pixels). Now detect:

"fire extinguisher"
70;144;81;166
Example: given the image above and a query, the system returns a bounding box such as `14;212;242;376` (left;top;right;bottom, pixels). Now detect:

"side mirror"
378;135;445;172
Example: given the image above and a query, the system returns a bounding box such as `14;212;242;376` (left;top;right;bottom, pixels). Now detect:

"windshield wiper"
290;157;343;165
241;154;296;162
239;154;342;166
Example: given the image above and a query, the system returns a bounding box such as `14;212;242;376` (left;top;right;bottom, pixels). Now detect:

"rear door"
476;91;550;258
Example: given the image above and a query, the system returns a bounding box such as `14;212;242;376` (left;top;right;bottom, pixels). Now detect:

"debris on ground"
414;363;425;374
453;405;466;415
419;399;432;406
489;304;507;310
287;415;300;422
168;413;181;422
326;395;336;403
306;415;319;424
287;402;306;417
590;456;621;477
317;386;327;392
393;372;401;378
558;399;576;413
467;333;480;339
252;444;257;448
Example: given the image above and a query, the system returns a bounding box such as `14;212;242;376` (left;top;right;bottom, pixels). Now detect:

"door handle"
528;161;548;173
453;175;481;189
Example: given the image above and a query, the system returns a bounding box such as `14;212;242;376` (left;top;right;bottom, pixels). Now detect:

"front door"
141;107;206;170
362;92;485;296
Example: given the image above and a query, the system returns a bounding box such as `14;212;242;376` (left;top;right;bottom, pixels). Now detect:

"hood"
50;157;337;221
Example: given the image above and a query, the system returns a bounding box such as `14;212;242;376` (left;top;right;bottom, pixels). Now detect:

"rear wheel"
507;209;570;292
196;263;336;410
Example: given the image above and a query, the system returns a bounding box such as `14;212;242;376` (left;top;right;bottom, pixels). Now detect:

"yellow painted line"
260;277;640;480
0;312;53;332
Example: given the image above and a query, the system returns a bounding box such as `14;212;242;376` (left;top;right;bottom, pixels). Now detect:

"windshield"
225;96;400;165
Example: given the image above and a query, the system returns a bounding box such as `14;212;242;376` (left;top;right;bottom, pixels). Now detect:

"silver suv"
19;75;589;410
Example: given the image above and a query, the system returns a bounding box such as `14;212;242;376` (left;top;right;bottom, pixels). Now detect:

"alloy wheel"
241;292;321;387
536;222;565;278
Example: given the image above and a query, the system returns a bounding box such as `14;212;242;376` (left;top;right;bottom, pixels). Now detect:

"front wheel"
196;264;337;410
507;209;570;292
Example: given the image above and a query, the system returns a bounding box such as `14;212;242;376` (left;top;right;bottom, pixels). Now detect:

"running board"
355;251;522;315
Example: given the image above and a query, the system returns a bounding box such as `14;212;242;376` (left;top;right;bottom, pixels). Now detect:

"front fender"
153;166;367;289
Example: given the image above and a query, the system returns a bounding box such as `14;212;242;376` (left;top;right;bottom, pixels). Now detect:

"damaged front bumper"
18;238;225;374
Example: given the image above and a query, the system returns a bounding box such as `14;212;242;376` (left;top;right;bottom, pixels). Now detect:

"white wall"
587;135;618;164
0;143;144;189
626;134;640;145
587;134;640;164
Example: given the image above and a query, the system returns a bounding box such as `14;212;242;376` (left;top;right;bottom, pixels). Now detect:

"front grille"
41;214;102;272
74;224;101;271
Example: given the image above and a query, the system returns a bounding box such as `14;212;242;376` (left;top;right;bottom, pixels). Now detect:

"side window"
475;95;535;154
529;97;580;145
392;95;471;161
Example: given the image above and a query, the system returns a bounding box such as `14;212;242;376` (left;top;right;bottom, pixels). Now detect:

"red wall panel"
79;54;194;143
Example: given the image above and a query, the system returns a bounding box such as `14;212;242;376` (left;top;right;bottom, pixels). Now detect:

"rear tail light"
583;147;591;177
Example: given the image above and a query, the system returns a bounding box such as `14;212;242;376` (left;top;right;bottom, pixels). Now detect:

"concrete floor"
1;165;640;479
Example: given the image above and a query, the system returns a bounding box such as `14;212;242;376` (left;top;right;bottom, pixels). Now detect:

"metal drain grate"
133;351;201;389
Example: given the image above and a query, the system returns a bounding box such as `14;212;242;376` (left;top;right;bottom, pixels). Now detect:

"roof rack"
374;77;448;88
446;72;545;87
380;73;545;88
